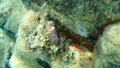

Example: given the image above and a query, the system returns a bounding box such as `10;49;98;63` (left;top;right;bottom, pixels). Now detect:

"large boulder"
10;10;92;68
93;23;120;68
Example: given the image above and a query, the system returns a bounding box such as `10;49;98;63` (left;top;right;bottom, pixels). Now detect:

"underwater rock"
9;11;44;68
93;23;120;68
1;0;120;68
4;10;26;37
9;9;92;68
0;1;12;27
0;28;6;68
0;0;26;38
0;28;14;68
29;0;120;38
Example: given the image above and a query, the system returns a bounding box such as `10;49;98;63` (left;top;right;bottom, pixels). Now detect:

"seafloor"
0;0;120;68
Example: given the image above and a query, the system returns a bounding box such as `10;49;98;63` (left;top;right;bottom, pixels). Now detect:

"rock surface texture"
93;24;120;68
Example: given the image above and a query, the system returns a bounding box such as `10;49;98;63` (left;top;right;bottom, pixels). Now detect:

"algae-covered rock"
0;28;14;68
0;29;6;68
27;0;120;38
0;0;27;38
1;0;120;68
0;1;12;27
4;9;26;36
9;9;92;68
9;11;43;68
93;23;120;68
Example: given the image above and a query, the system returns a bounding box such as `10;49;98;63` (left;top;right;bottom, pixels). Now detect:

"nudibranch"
46;21;59;45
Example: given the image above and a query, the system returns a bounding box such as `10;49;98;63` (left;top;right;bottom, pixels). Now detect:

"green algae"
0;0;120;68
